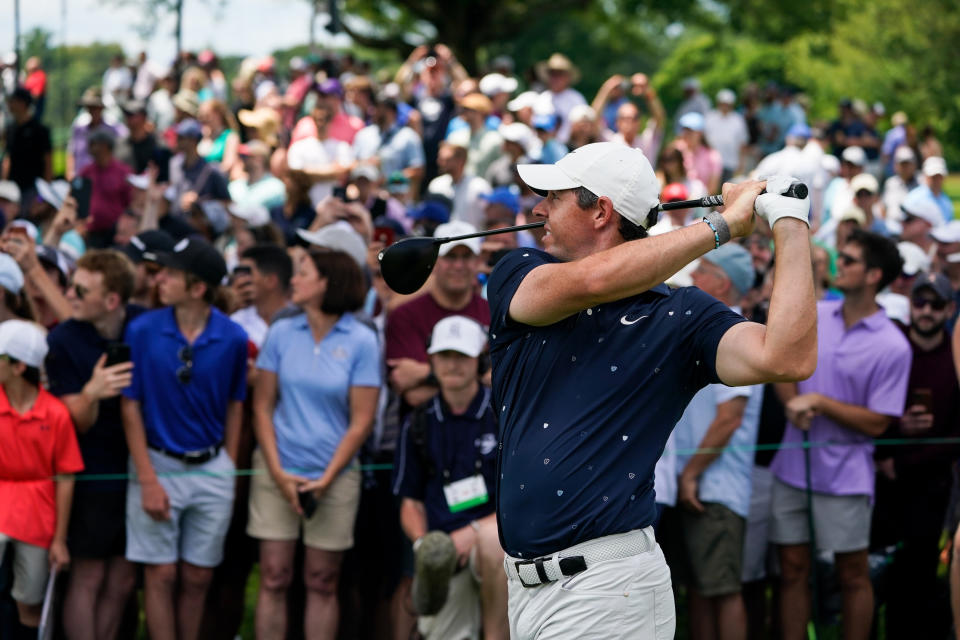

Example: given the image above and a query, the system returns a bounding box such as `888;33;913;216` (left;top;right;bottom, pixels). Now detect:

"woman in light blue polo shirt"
248;248;381;637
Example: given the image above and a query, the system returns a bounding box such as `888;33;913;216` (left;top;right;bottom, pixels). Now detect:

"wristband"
413;536;424;552
702;211;731;249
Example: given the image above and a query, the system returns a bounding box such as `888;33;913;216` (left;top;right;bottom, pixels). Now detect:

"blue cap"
786;123;811;139
409;200;451;224
176;118;203;140
702;243;755;295
678;112;705;132
532;113;557;131
480;187;520;214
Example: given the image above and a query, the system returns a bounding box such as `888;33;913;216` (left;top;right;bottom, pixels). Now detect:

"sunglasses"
911;296;947;311
177;345;193;384
70;282;89;300
836;252;863;266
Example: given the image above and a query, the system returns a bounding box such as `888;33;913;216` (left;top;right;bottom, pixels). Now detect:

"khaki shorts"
0;533;48;605
246;448;361;551
680;502;746;597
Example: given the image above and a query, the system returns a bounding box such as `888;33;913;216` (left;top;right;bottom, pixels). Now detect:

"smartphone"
105;343;131;366
298;490;318;519
373;226;395;247
233;265;252;277
153;148;172;183
69;176;93;220
909;388;933;413
332;186;348;201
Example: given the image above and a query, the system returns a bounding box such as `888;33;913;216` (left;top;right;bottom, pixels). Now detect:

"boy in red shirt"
0;319;83;636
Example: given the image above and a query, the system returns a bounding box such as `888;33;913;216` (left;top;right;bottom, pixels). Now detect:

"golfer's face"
532;189;593;261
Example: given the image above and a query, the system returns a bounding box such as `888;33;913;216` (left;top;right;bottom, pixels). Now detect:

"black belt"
149;442;223;465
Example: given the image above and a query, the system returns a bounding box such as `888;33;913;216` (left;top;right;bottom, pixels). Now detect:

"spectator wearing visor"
121;237;247;640
393;315;506;640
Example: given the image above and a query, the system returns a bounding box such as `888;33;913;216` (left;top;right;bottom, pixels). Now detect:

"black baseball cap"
911;272;953;302
155;237;227;287
122;230;177;264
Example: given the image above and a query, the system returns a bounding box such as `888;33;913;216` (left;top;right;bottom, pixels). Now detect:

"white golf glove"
755;175;810;228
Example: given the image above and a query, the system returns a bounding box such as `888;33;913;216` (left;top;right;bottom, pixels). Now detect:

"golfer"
487;142;816;639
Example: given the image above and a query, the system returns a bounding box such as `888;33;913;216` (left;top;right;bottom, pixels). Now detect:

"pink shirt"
684;145;723;188
81;159;132;231
290;111;365;146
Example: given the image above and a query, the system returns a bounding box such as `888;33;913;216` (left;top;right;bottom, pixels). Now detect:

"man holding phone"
44;249;144;640
878;272;959;638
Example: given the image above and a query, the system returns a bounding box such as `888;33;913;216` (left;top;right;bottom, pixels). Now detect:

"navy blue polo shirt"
122;306;248;453
45;305;146;493
488;248;746;558
392;386;499;534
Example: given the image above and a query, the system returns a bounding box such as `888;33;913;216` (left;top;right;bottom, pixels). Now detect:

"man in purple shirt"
770;229;911;640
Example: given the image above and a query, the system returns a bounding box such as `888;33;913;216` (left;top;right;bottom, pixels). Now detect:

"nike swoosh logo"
620;314;649;325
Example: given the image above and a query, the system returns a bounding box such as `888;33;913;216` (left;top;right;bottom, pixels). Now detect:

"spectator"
826;98;868;157
536;53;586;145
197;99;240;177
675;76;712;124
291;79;365;146
352;94;426;189
3;229;73;328
229;244;293;348
80;129;133;248
648;182;692;237
0;180;20;226
930;222;960;328
392;315;507;640
674;244;762;640
912;156;953;223
486;122;538;188
286;102;355;206
426;141;491;229
453;92;503;179
67;88;126;180
752;123;817;192
881;146;920;234
0;319;83;636
121;238;247;640
919;124;943;162
604;77;666;168
120;230;176;309
1;87;52;211
656;142;707;200
270;172;317;245
46;250;142;640
876;241;930;325
228;140;286;210
166;118;231;219
899;190;944;252
565;104;602;151
400;46;459;189
821;145;867;226
248;249;379;638
147;70;177;134
0;252;31;322
770;230;911;640
386;221;490;409
678;112;723;195
115;99;161;175
102;54;133;111
705;89;749;181
22;57;46;120
531;113;567;165
876;273;959;638
880;111;909;176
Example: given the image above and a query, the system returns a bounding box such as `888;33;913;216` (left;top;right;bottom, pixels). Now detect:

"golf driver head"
378;236;441;295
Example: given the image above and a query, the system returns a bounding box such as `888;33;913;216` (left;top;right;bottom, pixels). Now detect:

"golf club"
379;182;808;294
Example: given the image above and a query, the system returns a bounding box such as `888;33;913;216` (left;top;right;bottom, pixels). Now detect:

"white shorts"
125;448;235;567
505;529;675;640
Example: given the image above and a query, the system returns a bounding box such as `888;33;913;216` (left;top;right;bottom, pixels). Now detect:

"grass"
944;175;960;219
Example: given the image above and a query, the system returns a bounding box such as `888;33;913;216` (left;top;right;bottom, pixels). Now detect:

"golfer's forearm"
762;221;817;378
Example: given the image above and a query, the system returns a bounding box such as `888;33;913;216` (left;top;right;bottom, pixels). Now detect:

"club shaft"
434;220;545;243
660;181;808;211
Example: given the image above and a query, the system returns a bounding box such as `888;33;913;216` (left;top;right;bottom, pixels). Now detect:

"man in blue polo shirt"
487;142;817;639
393;315;506;640
121;237;247;640
45;249;143;640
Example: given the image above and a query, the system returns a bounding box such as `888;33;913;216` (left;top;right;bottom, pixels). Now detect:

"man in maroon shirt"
386;220;490;408
80;129;132;248
878;272;958;639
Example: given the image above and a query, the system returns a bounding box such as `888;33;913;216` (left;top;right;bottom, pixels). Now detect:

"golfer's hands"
83;354;134;400
786;393;821;431
755;175;810;229
450;524;477;568
272;469;310;514
49;539;70;571
720;180;766;239
900;405;934;436
679;469;704;514
141;480;171;521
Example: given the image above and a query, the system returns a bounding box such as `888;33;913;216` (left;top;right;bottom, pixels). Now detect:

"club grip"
763;182;808;200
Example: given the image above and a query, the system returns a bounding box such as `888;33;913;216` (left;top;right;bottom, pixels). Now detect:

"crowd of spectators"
0;43;956;639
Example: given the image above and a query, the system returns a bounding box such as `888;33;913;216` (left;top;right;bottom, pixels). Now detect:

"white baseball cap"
0;180;21;203
850;173;879;195
897;241;931;276
901;191;944;228
0;319;48;368
716;88;736;104
479;73;518;97
35;178;70;210
923;156;948;177
297;221;368;268
229;202;270;227
841;146;867;166
427;315;487;358
499;122;538;158
930;220;960;244
434;221;482;257
507;90;539;113
517;142;660;228
0;254;24;294
893;146;916;164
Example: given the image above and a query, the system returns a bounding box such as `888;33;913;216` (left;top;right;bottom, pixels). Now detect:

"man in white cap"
0;319;84;637
486;142;816;638
427;140;492;229
675;77;712;127
705;89;749;182
899;190;944;252
882;146;920;233
931;221;960;325
914;156;952;223
393;315;507;640
822;145;867;224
